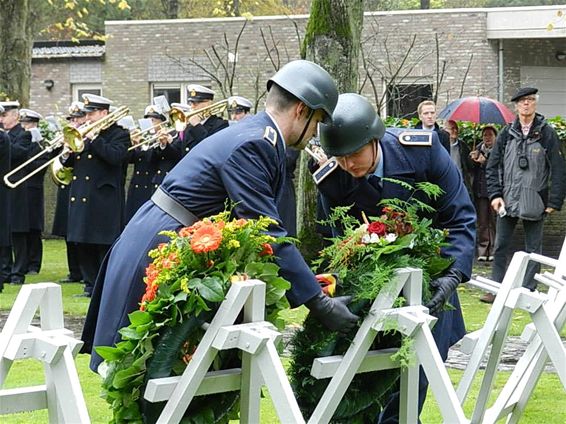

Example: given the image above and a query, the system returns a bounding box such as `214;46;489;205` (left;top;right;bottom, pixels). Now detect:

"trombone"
170;99;228;131
3;106;130;188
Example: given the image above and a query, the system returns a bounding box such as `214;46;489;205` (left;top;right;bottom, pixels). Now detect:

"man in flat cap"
174;84;228;155
0;100;31;285
483;87;566;303
228;95;253;123
19;109;46;275
0;104;11;291
53;102;87;284
61;93;131;297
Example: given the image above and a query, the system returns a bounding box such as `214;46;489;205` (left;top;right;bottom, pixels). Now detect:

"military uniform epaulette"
312;158;338;184
263;126;277;146
397;130;432;146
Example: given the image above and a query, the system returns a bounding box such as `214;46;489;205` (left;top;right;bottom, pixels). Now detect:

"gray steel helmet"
319;93;385;157
267;60;338;121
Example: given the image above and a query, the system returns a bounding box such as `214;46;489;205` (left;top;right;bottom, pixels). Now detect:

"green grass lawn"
1;239;565;423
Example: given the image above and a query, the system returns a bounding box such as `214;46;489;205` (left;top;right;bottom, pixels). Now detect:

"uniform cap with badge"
228;96;253;113
82;94;113;112
144;104;167;122
186;85;215;103
19;108;43;123
170;102;191;113
511;87;538;102
67;101;86;119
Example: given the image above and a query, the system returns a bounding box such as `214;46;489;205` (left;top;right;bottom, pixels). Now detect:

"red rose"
368;221;387;236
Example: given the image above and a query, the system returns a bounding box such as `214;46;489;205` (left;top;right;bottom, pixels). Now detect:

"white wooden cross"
144;279;304;424
307;268;469;424
460;238;566;424
0;283;89;423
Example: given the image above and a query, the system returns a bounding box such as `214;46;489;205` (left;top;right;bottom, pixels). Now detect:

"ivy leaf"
188;278;202;289
119;327;143;340
95;346;125;362
112;367;143;389
128;310;152;326
196;276;225;302
174;291;188;303
265;276;290;290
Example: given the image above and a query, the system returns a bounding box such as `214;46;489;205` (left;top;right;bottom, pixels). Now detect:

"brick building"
28;5;566;256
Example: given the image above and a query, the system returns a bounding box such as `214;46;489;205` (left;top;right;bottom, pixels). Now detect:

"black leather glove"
425;268;464;316
305;292;360;334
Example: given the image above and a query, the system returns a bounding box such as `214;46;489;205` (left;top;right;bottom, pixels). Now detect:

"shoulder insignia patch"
398;131;432;146
263;126;277;146
312;158;338;184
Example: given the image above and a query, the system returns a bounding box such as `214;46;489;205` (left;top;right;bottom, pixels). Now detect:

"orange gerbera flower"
260;243;274;256
190;223;222;253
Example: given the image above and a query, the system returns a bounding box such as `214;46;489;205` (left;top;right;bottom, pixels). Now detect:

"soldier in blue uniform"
314;93;475;423
82;60;360;372
52;102;86;283
0;104;11;291
125;105;163;221
149;106;182;191
19;109;46;274
61;94;130;297
0;101;31;285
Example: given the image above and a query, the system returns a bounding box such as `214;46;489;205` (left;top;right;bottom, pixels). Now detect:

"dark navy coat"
126;147;155;221
316;128;476;353
83;112;322;370
7;124;31;233
149;139;182;188
64;123;130;245
27;141;47;232
172;115;229;156
0;131;11;246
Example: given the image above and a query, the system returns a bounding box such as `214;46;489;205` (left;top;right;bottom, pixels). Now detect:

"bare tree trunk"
420;0;430;9
296;0;363;259
0;0;32;105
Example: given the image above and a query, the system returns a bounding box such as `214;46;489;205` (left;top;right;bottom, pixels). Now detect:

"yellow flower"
180;277;190;294
228;239;241;249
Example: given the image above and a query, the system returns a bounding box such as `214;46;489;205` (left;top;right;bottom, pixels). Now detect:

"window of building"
152;84;182;105
386;84;433;119
72;84;102;102
151;82;213;106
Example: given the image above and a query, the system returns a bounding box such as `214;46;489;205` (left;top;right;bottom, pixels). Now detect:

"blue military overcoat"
316;128;476;354
83;112;322;371
126;148;155;222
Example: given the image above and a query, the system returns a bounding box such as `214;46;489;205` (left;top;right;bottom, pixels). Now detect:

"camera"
518;154;529;170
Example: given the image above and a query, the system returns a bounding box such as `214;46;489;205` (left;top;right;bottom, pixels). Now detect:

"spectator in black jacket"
416;100;450;152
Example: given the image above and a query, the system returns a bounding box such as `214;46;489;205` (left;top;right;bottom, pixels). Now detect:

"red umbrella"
438;96;515;125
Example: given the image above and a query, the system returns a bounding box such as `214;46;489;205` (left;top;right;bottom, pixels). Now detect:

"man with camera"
485;87;566;302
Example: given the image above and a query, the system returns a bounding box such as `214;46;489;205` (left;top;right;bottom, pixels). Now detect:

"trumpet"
128;126;177;151
3;106;130;188
170;99;228;131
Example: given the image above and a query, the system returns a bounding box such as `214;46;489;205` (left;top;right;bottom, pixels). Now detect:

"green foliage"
290;181;454;421
98;211;291;423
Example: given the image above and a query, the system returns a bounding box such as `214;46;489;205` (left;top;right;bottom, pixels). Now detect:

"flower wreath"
290;181;454;422
97;211;292;423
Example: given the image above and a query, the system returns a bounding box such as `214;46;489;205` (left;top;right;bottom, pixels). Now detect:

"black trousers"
66;240;83;280
27;230;43;273
11;232;28;283
0;246;12;285
77;243;110;295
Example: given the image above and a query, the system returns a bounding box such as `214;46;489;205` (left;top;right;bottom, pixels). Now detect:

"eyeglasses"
517;96;537;103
